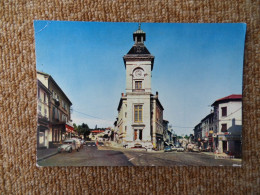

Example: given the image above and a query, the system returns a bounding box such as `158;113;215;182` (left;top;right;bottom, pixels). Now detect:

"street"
37;142;241;166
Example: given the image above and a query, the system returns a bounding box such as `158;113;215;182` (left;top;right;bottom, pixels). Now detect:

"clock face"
134;69;143;77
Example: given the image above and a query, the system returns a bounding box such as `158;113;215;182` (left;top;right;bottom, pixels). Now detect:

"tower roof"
123;24;154;70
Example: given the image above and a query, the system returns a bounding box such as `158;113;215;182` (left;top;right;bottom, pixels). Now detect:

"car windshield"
64;141;72;144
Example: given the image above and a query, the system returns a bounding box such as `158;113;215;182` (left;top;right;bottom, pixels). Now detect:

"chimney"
121;93;124;97
156;91;158;96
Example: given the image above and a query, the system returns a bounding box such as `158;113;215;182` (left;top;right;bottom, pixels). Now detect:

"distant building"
37;71;74;148
37;80;51;148
116;24;166;150
89;129;105;141
211;94;242;156
193;123;202;145
89;128;112;141
201;112;214;150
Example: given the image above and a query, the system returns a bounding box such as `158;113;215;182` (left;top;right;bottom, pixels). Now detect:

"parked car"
192;145;200;152
164;146;172;152
187;143;194;152
171;146;177;151
58;139;77;153
71;138;81;151
177;147;185;152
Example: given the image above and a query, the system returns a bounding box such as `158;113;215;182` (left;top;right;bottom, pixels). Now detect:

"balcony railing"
132;89;145;92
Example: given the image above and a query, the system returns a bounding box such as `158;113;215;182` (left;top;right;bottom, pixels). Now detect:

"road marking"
92;145;96;146
139;154;143;156
128;158;135;161
88;145;91;146
232;164;241;167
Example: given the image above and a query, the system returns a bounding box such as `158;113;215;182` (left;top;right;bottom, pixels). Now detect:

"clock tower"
116;24;164;150
123;23;154;94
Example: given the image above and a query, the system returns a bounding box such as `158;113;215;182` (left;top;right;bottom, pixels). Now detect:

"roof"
91;130;105;133
37;79;51;94
211;94;242;106
127;44;151;55
117;96;127;111
37;71;73;105
201;112;214;122
151;94;164;110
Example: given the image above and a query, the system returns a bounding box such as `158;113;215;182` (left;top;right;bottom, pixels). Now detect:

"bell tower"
121;24;155;148
123;24;154;94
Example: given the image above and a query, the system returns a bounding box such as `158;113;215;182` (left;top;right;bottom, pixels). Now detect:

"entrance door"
223;141;227;153
139;130;142;140
134;130;138;141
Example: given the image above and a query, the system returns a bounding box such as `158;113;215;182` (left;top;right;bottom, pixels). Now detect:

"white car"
177;147;185;152
58;139;77;153
71;138;81;151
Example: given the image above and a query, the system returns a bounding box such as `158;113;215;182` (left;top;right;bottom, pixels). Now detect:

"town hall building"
115;24;165;150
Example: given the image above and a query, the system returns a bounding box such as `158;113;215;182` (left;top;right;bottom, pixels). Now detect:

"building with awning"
37;71;73;148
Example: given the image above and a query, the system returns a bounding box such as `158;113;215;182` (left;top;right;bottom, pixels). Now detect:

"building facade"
37;71;74;148
201;112;214;150
37;80;51;148
116;25;165;149
212;94;242;156
194;94;242;156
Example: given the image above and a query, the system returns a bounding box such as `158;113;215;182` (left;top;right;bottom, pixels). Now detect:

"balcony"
132;89;145;92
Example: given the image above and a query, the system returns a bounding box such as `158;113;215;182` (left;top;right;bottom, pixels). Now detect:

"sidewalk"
37;148;58;162
202;152;242;161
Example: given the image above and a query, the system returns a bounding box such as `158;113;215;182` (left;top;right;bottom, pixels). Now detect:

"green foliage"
74;123;90;139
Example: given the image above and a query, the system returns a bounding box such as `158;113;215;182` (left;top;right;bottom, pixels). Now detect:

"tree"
75;123;90;140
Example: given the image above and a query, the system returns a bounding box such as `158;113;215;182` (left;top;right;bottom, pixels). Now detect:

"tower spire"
133;23;146;44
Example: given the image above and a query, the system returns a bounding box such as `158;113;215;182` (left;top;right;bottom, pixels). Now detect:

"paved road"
122;150;241;166
37;142;133;166
37;142;241;166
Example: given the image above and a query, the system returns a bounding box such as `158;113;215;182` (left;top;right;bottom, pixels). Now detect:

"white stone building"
116;25;164;149
37;80;51;148
211;94;242;156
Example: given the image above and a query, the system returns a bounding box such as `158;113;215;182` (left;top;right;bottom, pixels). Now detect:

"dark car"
164;146;172;152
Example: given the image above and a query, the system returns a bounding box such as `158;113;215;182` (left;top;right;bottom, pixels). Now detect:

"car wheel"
68;148;72;153
77;148;79;152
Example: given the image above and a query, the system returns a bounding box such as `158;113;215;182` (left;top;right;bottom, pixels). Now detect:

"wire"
170;125;194;129
72;109;114;122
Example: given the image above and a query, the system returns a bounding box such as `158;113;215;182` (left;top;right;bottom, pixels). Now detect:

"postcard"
34;21;246;166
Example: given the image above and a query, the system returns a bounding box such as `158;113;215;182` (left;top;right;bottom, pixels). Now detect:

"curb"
37;152;58;162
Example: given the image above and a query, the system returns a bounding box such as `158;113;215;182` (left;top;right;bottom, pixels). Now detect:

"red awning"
65;124;74;133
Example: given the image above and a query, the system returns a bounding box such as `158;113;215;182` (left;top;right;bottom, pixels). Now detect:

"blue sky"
34;21;246;136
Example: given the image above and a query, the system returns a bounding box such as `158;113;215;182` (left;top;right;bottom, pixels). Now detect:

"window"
38;88;40;98
38;105;41;113
221;107;227;117
52;107;55;120
125;126;127;131
221;124;227;132
134;105;143;123
44;108;47;117
44;93;46;103
135;81;142;89
125;112;127;118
